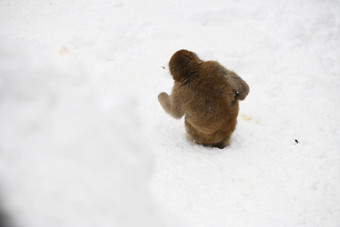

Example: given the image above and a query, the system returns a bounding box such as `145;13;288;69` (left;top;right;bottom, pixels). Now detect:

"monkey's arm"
223;69;249;100
158;92;184;119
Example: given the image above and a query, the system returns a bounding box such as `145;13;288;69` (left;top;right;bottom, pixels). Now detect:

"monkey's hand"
158;92;184;119
158;92;170;110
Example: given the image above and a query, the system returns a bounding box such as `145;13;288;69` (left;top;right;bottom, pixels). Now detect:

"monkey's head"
169;49;201;83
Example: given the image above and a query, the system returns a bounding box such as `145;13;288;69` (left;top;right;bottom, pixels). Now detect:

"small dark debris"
161;66;165;69
295;139;299;144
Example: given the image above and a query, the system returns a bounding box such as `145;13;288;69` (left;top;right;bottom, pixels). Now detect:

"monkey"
158;49;249;149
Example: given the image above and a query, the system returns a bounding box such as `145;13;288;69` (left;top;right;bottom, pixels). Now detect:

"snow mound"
0;43;167;227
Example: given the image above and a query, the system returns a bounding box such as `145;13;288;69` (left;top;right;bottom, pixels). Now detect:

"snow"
0;0;340;226
0;43;171;227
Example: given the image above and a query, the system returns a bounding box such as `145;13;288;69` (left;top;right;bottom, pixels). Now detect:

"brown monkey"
158;50;249;148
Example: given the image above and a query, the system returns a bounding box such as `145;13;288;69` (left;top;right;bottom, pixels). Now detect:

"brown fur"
158;50;249;148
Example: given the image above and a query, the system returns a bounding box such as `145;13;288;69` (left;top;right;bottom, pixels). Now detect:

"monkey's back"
180;62;239;145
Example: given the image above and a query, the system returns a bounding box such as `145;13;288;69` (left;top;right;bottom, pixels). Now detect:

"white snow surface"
1;0;340;226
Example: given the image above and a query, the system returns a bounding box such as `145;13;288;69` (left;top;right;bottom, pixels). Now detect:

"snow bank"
0;43;168;227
